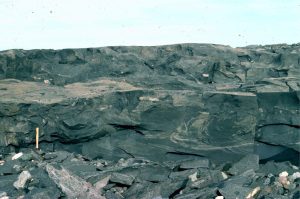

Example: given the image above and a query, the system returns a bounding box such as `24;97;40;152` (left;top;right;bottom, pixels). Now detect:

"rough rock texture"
1;43;299;163
13;170;32;190
0;43;299;198
46;164;105;199
0;150;295;199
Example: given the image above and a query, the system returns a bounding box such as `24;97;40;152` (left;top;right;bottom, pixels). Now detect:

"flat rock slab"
228;154;259;175
179;158;210;169
110;172;135;186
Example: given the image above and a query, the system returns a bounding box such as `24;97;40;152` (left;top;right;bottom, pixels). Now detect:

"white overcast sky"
0;0;299;50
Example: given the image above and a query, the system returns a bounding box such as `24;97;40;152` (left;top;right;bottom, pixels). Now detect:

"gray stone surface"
228;154;259;175
45;164;105;199
179;158;210;169
0;174;18;194
110;172;135;185
0;44;299;163
1;44;299;163
13;170;32;190
0;43;299;199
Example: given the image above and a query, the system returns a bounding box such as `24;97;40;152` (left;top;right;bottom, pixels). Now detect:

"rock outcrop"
0;43;299;161
0;43;299;198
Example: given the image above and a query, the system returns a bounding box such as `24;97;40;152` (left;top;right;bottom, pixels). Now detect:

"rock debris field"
0;43;299;198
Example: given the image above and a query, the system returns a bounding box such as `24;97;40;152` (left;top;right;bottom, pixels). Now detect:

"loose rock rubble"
0;150;299;198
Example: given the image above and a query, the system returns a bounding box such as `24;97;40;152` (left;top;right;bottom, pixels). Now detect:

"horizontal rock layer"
0;43;299;163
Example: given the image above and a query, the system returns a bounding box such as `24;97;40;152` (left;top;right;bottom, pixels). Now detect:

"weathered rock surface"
46;164;105;199
0;43;299;198
1;43;299;163
0;143;298;198
13;170;32;190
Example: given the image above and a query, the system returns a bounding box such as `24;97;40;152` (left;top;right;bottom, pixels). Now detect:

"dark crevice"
148;180;160;183
144;61;154;70
255;139;282;147
113;183;131;188
216;190;223;196
166;151;205;157
133;129;145;136
255;140;300;165
49;134;89;144
117;147;135;158
169;180;188;199
257;123;300;129
285;81;293;92
109;123;145;135
237;54;252;62
259;148;300;165
1;172;15;176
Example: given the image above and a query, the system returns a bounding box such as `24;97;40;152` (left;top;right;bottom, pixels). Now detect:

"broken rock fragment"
45;164;105;199
13;170;32;190
12;152;23;160
228;154;259;175
110;172;135;186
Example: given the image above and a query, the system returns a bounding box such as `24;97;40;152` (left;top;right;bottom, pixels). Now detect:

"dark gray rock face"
0;43;299;198
228;154;259;175
0;43;299;162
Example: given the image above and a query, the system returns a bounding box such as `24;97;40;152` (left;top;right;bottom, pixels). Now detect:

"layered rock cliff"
1;43;299;161
0;43;299;198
